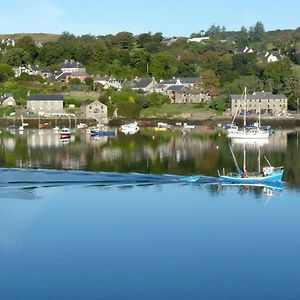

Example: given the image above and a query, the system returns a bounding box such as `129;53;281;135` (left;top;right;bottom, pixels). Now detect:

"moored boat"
60;127;71;138
120;122;140;134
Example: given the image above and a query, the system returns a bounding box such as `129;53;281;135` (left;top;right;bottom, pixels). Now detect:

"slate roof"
166;85;185;92
231;92;287;101
133;78;153;89
81;99;95;107
27;94;64;101
179;77;199;84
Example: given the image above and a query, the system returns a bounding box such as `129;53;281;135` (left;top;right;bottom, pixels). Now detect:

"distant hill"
0;33;60;43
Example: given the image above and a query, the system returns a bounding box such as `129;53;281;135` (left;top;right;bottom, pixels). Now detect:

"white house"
265;52;283;63
188;37;210;43
58;59;86;73
93;76;122;90
0;93;16;107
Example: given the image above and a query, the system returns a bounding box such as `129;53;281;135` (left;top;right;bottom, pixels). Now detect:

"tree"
262;59;291;92
236;26;249;48
249;21;265;42
150;52;177;79
16;36;38;62
0;64;14;82
201;69;220;89
4;48;31;66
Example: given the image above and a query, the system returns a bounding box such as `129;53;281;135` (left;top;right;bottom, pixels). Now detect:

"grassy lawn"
141;104;214;118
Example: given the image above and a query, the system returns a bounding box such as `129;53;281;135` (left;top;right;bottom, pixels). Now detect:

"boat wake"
0;168;283;192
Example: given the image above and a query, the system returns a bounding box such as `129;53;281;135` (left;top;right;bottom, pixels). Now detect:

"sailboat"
228;87;270;140
219;143;284;183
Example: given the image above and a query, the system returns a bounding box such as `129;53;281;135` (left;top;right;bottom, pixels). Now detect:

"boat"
219;143;284;183
90;128;116;137
183;123;196;129
120;122;140;134
53;126;60;132
60;127;71;138
228;87;270;140
157;122;173;129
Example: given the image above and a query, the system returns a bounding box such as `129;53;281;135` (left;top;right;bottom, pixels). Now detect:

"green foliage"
68;78;82;85
0;106;15;117
18;73;45;83
117;102;140;117
211;95;227;111
4;48;31;66
0;64;14;82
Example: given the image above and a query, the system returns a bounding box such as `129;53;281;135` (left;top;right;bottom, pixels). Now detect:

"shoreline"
1;114;300;129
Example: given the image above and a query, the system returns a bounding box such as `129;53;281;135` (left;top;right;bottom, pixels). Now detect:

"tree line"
1;22;300;109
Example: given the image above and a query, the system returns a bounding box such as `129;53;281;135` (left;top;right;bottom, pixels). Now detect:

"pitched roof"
0;94;14;103
231;92;287;101
179;77;199;84
27;94;64;101
80;100;106;108
166;85;185;92
133;78;153;89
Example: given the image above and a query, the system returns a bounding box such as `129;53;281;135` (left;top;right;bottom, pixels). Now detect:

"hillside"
0;33;60;43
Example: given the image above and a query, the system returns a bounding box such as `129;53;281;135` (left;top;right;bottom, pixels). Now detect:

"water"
0;127;300;299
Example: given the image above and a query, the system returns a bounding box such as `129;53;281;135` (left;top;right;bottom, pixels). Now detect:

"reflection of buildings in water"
27;130;61;148
0;137;16;151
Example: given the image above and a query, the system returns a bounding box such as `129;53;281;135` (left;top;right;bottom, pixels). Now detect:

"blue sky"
1;0;299;36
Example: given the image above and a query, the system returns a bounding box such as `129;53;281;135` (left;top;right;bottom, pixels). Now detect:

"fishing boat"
219;143;283;183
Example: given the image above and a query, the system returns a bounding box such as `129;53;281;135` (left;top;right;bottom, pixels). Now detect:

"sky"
0;0;299;37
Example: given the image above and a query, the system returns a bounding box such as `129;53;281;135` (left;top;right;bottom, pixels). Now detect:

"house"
132;77;156;93
169;89;212;104
230;92;288;116
27;94;64;115
154;77;200;93
93;76;122;90
265;52;283;63
80;100;108;124
235;46;254;54
187;37;210;43
14;65;53;79
0;93;16;106
66;71;89;82
58;59;86;73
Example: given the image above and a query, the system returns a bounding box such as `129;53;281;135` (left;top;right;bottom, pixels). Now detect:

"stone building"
169;89;212;104
27;94;64;115
80;100;108;124
230;92;288;115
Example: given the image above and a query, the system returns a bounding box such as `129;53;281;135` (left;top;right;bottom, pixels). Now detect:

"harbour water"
0;127;300;299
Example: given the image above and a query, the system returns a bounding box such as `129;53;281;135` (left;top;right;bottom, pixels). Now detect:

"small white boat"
120;122;140;134
183;123;196;129
60;127;71;138
77;123;87;129
53;126;60;132
157;122;173;129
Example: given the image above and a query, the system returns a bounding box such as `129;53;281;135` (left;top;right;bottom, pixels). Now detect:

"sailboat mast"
243;87;247;129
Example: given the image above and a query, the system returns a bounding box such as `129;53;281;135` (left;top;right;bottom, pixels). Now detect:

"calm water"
0;127;300;299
